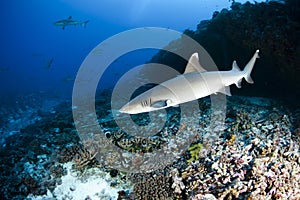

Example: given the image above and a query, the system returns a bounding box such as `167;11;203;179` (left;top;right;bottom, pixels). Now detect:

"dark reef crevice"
148;0;300;101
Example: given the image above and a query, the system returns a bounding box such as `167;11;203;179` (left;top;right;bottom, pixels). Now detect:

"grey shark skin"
54;16;89;30
120;50;260;114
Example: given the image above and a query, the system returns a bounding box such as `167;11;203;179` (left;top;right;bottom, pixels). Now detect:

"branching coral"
73;146;98;170
187;143;203;163
131;171;174;200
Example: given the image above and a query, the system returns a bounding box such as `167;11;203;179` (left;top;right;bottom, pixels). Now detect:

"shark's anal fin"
218;86;232;96
232;61;242;88
184;53;207;74
235;79;242;88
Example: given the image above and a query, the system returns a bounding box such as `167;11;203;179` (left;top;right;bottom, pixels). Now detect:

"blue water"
0;0;263;101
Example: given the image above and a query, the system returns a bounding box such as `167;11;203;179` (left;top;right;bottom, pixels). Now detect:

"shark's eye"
166;99;172;105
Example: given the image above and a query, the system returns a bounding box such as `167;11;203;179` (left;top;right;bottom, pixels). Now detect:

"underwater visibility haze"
0;0;246;99
0;0;300;199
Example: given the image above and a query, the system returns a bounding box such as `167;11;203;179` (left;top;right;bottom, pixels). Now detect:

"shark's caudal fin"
243;49;260;84
231;50;259;88
83;20;89;28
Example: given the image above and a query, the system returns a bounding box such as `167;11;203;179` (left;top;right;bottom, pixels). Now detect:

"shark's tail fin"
243;49;260;84
83;20;89;28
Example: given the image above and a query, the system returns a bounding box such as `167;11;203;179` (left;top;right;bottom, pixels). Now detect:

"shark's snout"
119;103;137;114
119;105;128;113
119;101;150;114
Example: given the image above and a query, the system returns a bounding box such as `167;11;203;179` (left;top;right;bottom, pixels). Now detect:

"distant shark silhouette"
119;50;260;114
44;57;54;70
54;16;89;30
0;66;9;72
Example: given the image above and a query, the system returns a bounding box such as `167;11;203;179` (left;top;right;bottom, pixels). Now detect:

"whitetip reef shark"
120;50;260;114
54;16;89;30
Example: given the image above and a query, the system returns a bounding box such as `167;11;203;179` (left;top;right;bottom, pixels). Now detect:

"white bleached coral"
27;162;132;200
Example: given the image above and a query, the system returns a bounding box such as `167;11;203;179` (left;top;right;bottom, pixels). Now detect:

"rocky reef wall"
149;0;300;101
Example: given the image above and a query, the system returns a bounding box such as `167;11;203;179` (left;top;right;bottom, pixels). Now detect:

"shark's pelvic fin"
184;53;207;74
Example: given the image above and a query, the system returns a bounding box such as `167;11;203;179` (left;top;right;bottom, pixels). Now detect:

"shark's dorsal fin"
184;52;207;74
68;16;72;20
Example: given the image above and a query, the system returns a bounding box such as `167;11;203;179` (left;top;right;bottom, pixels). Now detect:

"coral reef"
1;2;300;195
130;170;174;200
187;143;203;163
173;97;300;199
72;145;98;171
104;94;299;199
229;110;254;133
1;89;299;199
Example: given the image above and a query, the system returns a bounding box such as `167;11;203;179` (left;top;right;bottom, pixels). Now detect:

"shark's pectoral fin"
218;86;232;96
151;101;167;108
151;99;172;108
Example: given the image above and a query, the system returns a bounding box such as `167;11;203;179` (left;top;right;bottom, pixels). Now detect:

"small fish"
91;48;103;55
0;66;9;72
61;76;75;82
113;72;120;76
54;16;89;30
31;53;43;57
45;58;54;70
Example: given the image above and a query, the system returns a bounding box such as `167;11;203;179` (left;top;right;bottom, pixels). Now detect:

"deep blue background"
0;0;263;101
